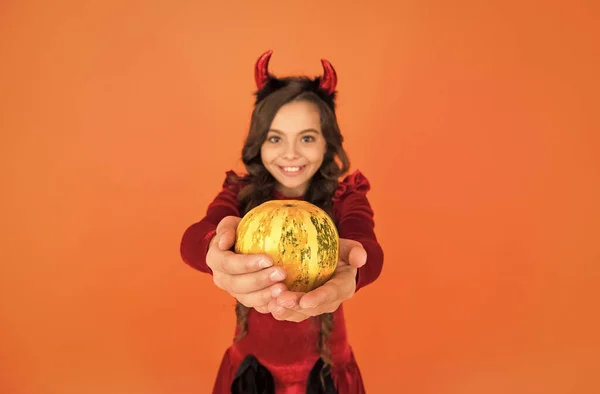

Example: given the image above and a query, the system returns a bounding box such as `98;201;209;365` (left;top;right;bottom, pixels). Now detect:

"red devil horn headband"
254;50;273;90
254;50;337;95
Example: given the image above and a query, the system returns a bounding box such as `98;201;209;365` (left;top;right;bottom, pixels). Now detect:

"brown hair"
232;78;350;382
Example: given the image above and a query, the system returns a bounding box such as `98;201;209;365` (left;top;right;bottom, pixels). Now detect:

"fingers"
209;215;275;275
254;241;365;323
218;250;273;275
234;282;287;310
274;291;304;308
254;305;270;314
298;284;337;309
301;265;356;308
267;268;355;320
221;265;286;295
207;248;265;275
268;299;310;322
339;238;367;268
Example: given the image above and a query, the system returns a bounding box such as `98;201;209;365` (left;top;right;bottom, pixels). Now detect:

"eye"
301;135;315;143
267;136;280;143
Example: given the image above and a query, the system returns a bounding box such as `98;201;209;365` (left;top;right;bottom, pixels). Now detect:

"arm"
180;172;242;274
334;171;384;291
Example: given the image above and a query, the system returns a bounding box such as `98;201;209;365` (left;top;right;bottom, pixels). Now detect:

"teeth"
282;166;301;172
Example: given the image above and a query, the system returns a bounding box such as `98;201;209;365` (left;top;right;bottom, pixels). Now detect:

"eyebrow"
268;128;320;134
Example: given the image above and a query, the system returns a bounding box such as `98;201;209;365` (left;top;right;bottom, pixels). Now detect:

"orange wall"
1;1;598;393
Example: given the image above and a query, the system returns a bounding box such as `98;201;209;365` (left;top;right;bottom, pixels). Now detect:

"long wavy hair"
230;78;350;380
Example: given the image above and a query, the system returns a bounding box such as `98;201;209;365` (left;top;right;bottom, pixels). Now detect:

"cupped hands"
266;238;367;322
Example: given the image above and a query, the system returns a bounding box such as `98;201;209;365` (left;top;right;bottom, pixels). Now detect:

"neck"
275;183;306;198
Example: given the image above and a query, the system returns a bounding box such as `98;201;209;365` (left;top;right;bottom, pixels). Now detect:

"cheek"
304;152;322;165
260;145;276;163
307;143;326;163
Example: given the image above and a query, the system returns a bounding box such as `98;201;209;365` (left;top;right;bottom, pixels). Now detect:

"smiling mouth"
278;165;306;175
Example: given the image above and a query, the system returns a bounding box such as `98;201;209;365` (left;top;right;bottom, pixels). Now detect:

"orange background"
1;1;599;393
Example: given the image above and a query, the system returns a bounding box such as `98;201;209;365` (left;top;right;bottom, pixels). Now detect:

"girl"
180;50;384;394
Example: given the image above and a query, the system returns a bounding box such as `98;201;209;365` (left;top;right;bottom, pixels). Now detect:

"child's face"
261;100;326;196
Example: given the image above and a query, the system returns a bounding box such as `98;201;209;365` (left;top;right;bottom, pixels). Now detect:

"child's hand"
206;216;288;311
266;238;367;322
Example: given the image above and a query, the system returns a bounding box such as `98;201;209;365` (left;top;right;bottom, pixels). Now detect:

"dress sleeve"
333;170;384;292
179;171;243;275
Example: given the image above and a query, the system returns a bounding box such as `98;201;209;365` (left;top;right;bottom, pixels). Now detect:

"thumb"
217;229;236;250
339;238;367;268
348;245;367;268
216;216;241;251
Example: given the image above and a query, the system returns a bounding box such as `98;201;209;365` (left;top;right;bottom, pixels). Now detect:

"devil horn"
255;50;273;90
319;59;337;95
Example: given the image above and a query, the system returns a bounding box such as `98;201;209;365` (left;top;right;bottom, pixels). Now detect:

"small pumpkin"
235;200;339;292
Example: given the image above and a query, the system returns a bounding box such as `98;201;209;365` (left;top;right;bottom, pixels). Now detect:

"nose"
282;140;299;160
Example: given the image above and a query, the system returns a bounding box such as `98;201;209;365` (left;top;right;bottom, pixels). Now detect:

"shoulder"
222;170;250;195
332;169;371;203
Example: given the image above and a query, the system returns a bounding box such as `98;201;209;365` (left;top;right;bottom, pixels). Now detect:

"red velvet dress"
180;170;384;393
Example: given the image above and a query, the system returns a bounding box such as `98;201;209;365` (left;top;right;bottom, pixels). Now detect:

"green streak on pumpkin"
278;207;311;291
311;215;338;272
